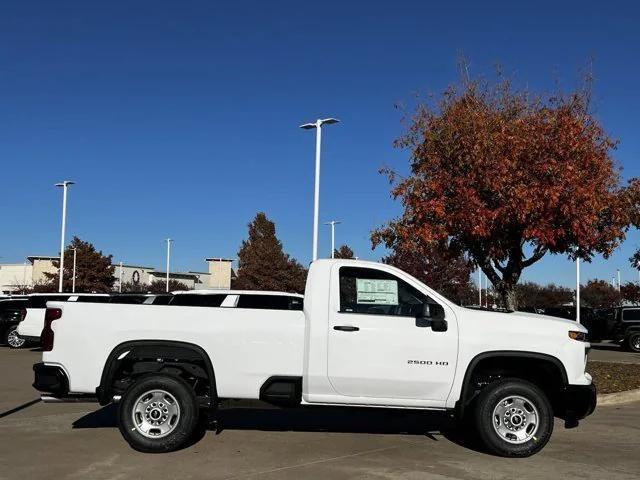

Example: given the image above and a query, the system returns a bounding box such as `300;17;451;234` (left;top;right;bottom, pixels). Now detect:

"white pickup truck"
33;259;595;457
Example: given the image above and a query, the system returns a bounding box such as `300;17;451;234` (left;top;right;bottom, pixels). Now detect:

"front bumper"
562;383;597;423
33;363;68;395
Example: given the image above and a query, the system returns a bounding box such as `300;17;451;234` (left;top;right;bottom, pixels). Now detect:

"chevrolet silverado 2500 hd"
32;259;595;457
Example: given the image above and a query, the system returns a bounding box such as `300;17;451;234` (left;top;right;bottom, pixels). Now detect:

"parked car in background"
534;305;639;351
16;294;110;346
33;260;593;457
0;297;28;348
167;289;303;310
108;294;172;305
605;307;640;352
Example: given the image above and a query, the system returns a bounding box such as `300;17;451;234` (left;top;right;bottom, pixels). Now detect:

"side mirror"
421;303;444;319
418;303;447;332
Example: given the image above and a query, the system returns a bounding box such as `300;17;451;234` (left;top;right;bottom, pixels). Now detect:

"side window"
339;267;433;317
169;294;226;307
236;295;303;310
622;309;640;321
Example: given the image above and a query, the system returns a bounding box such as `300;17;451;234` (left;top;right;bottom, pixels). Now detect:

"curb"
597;388;640;406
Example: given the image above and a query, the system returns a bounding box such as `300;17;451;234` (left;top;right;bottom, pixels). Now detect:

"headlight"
568;330;588;342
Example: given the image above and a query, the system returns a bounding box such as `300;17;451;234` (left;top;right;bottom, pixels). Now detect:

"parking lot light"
55;181;74;293
300;118;340;262
165;239;173;293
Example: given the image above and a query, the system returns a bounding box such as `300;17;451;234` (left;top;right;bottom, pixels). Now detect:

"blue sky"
1;1;639;287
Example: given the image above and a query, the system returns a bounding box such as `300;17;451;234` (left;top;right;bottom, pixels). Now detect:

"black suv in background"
0;297;28;348
535;305;640;352
608;307;640;352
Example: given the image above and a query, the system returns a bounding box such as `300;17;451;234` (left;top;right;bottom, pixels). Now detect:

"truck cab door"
326;265;458;406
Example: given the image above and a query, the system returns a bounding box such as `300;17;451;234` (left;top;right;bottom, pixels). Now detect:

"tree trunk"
498;285;518;311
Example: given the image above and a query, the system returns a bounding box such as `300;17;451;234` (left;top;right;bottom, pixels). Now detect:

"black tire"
626;332;640;353
118;374;200;453
474;378;553;457
3;324;26;349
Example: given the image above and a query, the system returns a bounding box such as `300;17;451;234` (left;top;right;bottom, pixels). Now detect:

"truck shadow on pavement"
72;402;484;453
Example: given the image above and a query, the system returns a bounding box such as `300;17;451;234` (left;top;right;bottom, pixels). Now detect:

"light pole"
165;239;173;293
617;269;621;292
119;261;123;293
576;258;580;323
484;273;489;308
325;220;341;258
478;269;482;306
300;118;340;262
22;259;27;294
55;181;74;293
71;248;77;293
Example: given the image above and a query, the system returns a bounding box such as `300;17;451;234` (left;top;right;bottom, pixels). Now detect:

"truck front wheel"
474;378;553;457
118;374;200;453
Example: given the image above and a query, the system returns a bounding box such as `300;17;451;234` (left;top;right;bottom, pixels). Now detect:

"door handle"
333;325;360;332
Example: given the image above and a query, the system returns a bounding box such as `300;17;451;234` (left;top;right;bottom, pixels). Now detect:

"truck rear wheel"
118;374;200;453
474;378;553;457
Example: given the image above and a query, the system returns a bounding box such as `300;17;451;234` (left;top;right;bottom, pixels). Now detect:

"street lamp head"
55;181;75;187
299;118;340;129
319;118;339;126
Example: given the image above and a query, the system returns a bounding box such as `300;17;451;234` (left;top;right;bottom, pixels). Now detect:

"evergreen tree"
43;237;115;292
234;213;307;293
333;244;355;259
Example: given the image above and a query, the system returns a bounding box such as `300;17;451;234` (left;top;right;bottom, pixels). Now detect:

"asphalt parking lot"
1;348;639;480
590;342;640;364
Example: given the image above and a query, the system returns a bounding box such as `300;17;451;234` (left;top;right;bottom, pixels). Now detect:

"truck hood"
461;308;587;333
508;311;587;331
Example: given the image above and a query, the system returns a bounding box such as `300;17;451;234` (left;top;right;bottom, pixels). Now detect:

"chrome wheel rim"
131;389;181;439
492;395;539;444
632;335;640;351
7;328;25;348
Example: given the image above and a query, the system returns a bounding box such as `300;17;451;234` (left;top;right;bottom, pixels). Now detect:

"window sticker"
356;278;398;305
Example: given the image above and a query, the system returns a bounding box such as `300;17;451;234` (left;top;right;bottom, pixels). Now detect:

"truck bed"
43;302;305;399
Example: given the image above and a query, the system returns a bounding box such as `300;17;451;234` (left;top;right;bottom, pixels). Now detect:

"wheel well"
457;352;568;417
98;341;217;408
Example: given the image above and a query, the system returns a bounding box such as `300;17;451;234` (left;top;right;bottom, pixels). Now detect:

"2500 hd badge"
407;360;449;365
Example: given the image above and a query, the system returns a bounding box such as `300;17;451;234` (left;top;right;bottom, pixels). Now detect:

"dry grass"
587;361;640;394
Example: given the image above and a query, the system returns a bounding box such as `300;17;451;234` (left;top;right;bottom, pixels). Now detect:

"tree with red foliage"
373;71;637;309
621;282;640;305
515;282;574;309
581;280;620;308
382;239;475;305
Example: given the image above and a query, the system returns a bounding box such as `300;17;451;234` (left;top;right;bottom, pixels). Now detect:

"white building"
0;256;59;294
0;256;235;294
